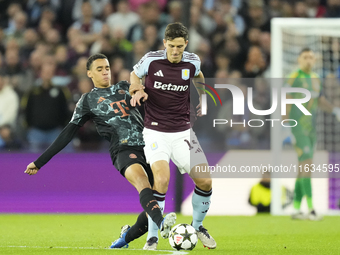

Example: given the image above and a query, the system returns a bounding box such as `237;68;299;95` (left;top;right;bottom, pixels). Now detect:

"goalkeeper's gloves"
332;107;340;122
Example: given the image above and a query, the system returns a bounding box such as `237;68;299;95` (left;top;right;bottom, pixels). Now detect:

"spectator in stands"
72;0;110;20
259;32;271;64
4;48;25;91
45;28;61;53
214;52;230;74
66;28;89;67
196;42;215;78
125;40;147;69
21;29;39;64
106;0;139;37
127;1;167;43
294;1;309;18
0;72;20;150
323;0;340;17
167;1;183;23
21;50;44;96
37;18;53;43
143;24;162;51
40;7;63;33
281;2;294;17
55;45;72;77
217;0;245;36
0;1;10;28
188;6;206;53
68;56;88;93
224;37;247;71
128;0;167;11
245;0;270;32
110;56;125;84
27;0;60;28
118;69;131;82
305;0;326;17
101;2;114;21
5;11;28;47
53;45;72;86
246;27;261;47
214;69;229;79
243;46;266;78
22;60;71;152
71;1;103;46
5;2;23;35
90;24;116;59
268;0;282;17
0;28;5;55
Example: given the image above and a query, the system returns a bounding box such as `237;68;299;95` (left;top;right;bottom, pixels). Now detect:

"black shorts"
112;147;154;187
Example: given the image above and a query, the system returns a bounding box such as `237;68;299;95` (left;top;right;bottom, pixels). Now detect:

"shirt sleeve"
183;52;201;76
117;80;131;94
192;55;201;77
284;71;299;87
70;93;91;126
34;123;80;169
133;52;153;78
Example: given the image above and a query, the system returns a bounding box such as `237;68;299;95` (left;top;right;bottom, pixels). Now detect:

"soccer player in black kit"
24;53;176;248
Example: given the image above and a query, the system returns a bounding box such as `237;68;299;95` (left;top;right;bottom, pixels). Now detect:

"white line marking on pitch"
0;246;189;254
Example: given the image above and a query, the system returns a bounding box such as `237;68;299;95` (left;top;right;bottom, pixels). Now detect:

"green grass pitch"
0;214;339;255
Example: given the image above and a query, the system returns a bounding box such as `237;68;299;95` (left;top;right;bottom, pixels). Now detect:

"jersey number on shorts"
184;139;193;150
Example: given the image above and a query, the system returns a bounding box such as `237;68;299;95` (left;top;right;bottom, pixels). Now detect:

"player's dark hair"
86;53;108;70
299;47;313;55
164;22;189;41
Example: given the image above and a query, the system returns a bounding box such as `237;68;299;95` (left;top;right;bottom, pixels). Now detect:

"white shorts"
143;128;208;174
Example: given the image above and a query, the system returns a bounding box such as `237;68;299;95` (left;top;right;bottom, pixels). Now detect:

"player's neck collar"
299;69;311;75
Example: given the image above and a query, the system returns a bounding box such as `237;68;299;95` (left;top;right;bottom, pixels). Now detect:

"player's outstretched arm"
24;123;80;175
129;71;145;96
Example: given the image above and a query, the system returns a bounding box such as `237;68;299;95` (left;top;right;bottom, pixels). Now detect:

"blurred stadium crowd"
0;0;338;152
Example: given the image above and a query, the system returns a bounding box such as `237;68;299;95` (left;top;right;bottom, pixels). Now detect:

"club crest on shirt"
182;69;190;80
151;142;158;150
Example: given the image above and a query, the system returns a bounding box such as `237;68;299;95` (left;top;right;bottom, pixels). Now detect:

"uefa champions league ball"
169;223;198;250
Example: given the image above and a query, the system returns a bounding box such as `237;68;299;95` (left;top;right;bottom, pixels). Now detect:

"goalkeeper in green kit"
285;48;340;220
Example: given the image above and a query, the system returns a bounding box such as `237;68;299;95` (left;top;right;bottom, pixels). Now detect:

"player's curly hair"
164;22;189;41
86;53;108;70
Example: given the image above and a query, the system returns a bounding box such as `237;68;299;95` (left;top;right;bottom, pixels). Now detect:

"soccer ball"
169;223;198;250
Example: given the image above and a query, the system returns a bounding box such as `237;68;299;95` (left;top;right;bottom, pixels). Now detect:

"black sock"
139;188;163;228
125;211;148;243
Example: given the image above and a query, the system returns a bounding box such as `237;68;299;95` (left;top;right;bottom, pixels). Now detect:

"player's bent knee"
154;175;170;191
195;178;212;191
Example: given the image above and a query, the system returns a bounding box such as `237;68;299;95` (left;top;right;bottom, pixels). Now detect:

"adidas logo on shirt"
154;70;164;77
